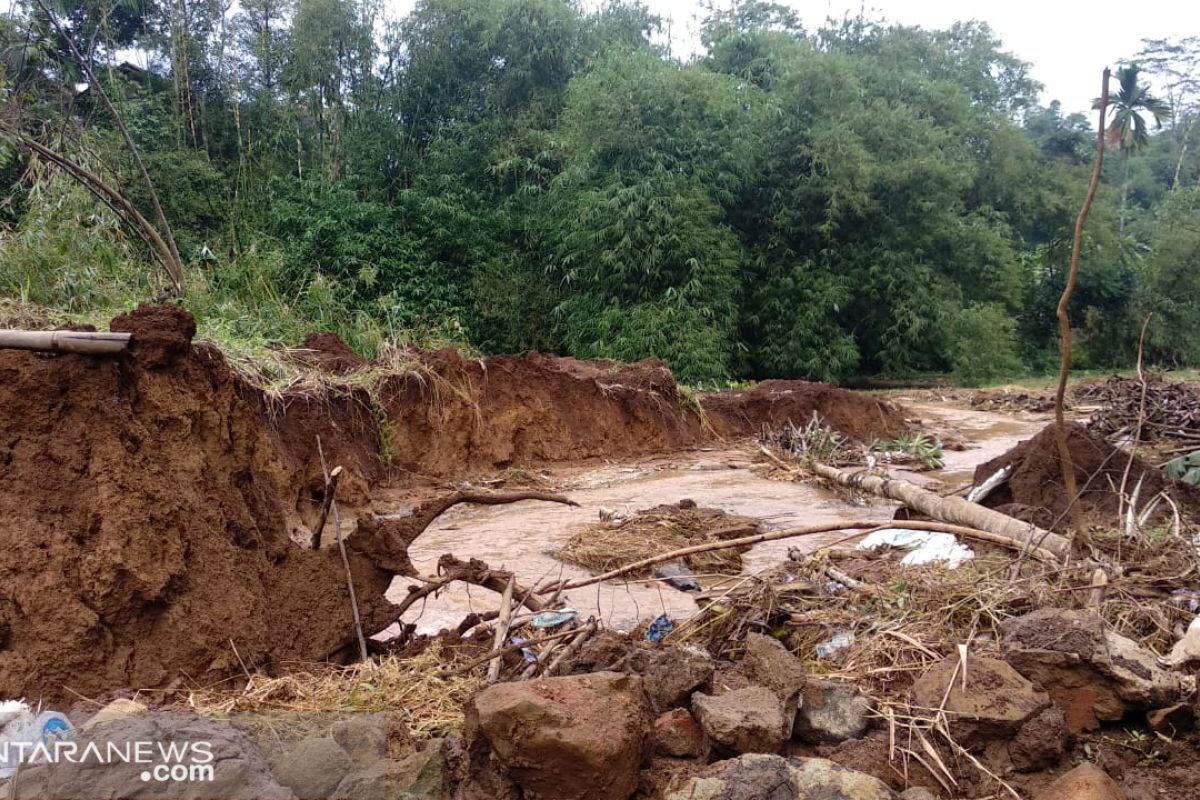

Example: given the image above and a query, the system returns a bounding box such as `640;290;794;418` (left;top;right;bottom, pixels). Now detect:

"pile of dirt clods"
0;306;908;703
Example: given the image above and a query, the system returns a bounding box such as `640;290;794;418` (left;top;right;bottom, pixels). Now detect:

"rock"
79;698;148;731
274;736;354;799
665;754;897;800
793;680;871;744
909;655;1048;746
1146;703;1195;737
1009;706;1070;772
392;738;454;798
898;789;940;800
654;709;706;758
331;759;397;800
665;753;797;800
1001;609;1184;732
788;757;897;799
743;634;806;739
10;711;293;800
693;687;788;755
471;671;650;800
637;645;714;712
331;714;389;767
1160;615;1200;668
1033;763;1125;800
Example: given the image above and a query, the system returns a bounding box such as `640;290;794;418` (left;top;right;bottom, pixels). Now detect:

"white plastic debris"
857;528;974;569
1161;615;1200;669
0;701;74;778
816;631;855;660
966;465;1011;504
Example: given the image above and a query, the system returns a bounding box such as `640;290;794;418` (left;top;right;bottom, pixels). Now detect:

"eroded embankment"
0;306;908;702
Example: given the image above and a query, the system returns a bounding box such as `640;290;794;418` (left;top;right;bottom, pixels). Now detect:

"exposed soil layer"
294;332;367;374
973;421;1197;531
0;308;908;703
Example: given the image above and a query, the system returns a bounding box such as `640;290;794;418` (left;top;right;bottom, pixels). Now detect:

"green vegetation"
0;1;1197;383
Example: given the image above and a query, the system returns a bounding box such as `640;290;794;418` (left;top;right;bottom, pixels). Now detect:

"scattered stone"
788;757;897;799
743;633;806;703
471;671;650;800
1001;609;1184;732
10;711;292;800
793;680;871;744
79;698;148;731
393;737;455;798
1146;703;1195;737
909;655;1048;746
331;713;388;767
274;736;354;799
898;789;940;800
665;753;796;800
637;645;715;711
331;759;397;800
1033;763;1125;800
1009;706;1071;772
654;709;706;758
693;687;788;755
575;630;633;671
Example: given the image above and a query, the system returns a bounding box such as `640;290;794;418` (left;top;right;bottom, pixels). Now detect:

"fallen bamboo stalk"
310;466;343;550
543;518;1061;596
0;330;131;355
487;576;516;683
317;438;368;662
805;461;1070;560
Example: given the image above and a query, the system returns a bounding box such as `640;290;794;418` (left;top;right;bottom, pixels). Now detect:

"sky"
386;0;1197;117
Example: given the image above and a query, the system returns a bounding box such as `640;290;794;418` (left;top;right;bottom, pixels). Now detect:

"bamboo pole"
0;330;131;355
487;576;516;683
806;461;1070;559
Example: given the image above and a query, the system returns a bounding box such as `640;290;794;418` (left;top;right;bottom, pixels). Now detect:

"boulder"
793;680;871;744
470;671;650;800
1009;706;1070;772
330;714;389;768
391;738;455;798
1001;609;1184;732
909;655;1048;746
80;698;148;731
636;645;714;712
665;754;896;800
692;687;788;755
274;736;354;799
9;711;293;800
653;709;706;758
1033;763;1125;800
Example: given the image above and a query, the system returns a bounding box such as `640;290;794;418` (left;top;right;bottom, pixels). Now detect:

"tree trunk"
807;461;1071;560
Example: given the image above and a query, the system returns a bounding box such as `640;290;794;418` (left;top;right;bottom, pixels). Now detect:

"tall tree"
1097;63;1170;230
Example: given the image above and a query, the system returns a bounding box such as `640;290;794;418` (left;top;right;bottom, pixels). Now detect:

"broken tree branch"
487;576;516;683
1054;66;1110;533
310;465;343;550
0;330;130;355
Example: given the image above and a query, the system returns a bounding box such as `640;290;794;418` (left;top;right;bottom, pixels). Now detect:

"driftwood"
0;330;131;355
806;461;1070;560
487;576;516;683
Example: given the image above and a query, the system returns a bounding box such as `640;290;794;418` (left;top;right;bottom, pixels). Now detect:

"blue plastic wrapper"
645;614;673;642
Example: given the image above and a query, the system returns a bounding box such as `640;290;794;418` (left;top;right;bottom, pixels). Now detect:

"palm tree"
1094;63;1171;231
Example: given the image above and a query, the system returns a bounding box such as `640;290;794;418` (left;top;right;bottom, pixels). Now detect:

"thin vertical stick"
317;437;368;662
487;576;516;683
1117;314;1153;523
1054;67;1110;534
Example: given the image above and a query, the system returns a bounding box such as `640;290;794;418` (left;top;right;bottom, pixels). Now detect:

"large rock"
793;680;871;744
636;645;714;712
9;711;294;800
1009;706;1070;772
1033;763;1125;800
692;687;788;755
665;754;895;800
653;709;706;758
274;736;354;799
909;655;1048;746
470;671;650;800
1001;609;1184;732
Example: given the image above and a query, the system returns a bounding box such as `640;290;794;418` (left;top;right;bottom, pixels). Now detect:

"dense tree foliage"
0;0;1196;384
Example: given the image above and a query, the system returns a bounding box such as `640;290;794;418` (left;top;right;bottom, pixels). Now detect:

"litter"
816;630;855;660
857;528;974;568
966;465;1011;503
1161;615;1200;668
653;563;702;592
0;701;74;778
531;608;578;629
510;637;539;664
645;614;674;642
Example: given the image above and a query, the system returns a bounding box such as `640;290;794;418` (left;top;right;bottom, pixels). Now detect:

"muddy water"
379;403;1046;635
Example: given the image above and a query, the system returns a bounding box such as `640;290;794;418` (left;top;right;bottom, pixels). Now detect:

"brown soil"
973;421;1196;531
294;332;367;374
0;308;909;704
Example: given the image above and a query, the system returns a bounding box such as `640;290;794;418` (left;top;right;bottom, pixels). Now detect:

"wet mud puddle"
377;404;1046;635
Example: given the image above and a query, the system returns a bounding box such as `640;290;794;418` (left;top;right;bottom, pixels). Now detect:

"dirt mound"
295;332;367;374
702;380;909;442
110;303;196;367
973;421;1194;531
555;501;760;577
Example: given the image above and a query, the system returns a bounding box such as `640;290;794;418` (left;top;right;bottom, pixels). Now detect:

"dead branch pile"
554;501;759;577
1080;376;1200;444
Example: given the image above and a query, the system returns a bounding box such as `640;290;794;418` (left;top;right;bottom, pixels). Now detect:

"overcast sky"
381;0;1195;117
